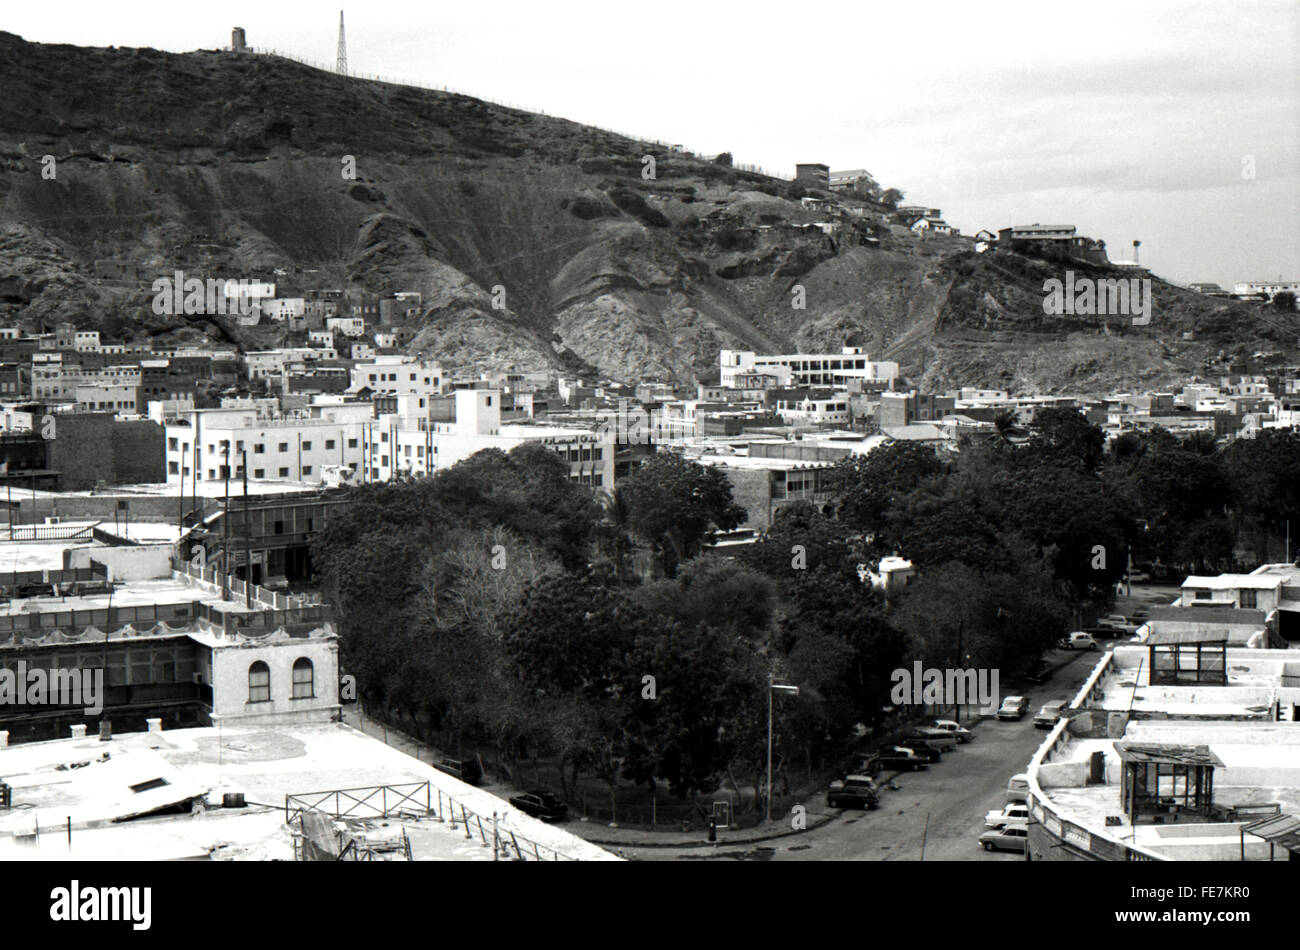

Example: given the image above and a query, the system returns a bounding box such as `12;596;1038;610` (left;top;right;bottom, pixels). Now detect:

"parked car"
896;738;943;763
1096;615;1137;635
997;696;1029;720
848;752;883;777
874;746;930;771
1127;571;1152;583
1005;773;1030;804
1033;700;1068;728
979;822;1028;852
903;727;958;752
434;756;483;786
827;775;879;810
1020;659;1051;684
931;719;974;743
1058;631;1099;651
984;802;1031;827
508;791;568;822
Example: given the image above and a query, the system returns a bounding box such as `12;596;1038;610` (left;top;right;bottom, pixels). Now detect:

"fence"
284;781;580;861
225;46;791;181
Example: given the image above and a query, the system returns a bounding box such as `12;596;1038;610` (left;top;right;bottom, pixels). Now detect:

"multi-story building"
367;389;615;489
164;402;375;485
720;347;899;388
794;163;830;190
1233;280;1299;302
350;356;445;399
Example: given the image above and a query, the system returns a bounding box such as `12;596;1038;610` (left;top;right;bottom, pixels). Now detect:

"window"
1240;590;1257;609
254;443;265;454
302;441;312;451
278;468;289;477
347;438;358;448
254;469;265;478
248;661;271;703
325;440;335;450
278;442;289;452
168;461;179;474
292;658;314;699
168;437;178;450
302;465;312;475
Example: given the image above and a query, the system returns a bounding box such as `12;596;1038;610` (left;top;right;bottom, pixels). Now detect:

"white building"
369;389;615;489
259;297;306;321
720;346;899;388
350;356;446;398
164;402;375;485
1234;280;1299;301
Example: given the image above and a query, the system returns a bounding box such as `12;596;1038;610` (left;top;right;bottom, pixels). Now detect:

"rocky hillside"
0;31;1293;392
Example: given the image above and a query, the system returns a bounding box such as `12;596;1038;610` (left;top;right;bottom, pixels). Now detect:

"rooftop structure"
1023;641;1300;861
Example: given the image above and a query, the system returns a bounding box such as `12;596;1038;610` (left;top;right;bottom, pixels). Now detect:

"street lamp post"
766;682;800;824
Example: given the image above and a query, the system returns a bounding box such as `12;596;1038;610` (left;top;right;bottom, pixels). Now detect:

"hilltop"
0;31;1293;391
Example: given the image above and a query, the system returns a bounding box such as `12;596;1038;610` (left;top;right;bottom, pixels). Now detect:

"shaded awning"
1114;743;1224;767
1244;814;1300;853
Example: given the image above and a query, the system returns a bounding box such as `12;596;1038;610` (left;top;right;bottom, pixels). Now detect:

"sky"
6;0;1298;288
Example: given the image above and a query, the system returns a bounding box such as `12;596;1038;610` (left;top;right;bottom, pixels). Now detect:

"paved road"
625;648;1101;861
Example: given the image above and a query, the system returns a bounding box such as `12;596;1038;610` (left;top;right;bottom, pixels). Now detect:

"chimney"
98;720;112;742
70;724;87;739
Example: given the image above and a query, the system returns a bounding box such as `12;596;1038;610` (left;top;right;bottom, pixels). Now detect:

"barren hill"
0;32;1292;391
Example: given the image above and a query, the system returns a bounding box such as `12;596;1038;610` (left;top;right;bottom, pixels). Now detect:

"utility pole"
765;682;799;823
242;450;252;608
222;443;231;601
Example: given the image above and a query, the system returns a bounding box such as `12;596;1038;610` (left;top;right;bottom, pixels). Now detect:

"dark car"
433;757;482;786
508;791;568;822
848;753;883;777
827;776;879;810
1022;661;1050;685
875;745;929;771
896;738;943;762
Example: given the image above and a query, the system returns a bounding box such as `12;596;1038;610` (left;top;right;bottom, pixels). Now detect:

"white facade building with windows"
164;403;375;484
720;347;899;388
368;389;616;489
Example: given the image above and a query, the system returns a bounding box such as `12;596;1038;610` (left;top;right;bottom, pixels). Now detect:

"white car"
1033;700;1068;728
979;821;1028;852
985;802;1030;827
1058;631;1099;651
931;719;975;743
996;696;1029;720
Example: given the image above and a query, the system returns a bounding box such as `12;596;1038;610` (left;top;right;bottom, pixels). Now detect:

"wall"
63;544;175;581
210;635;339;725
47;415;165;489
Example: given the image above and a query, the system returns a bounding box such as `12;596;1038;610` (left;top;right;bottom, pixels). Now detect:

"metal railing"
284;781;580;861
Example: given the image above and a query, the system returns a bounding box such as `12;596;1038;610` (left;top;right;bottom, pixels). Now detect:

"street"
625;648;1100;861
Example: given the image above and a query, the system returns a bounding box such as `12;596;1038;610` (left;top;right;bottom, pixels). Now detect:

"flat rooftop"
0;575;262;623
0;722;616;861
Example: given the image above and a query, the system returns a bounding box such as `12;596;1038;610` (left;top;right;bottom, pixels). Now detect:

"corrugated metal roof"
1114;743;1224;767
1244;814;1300;852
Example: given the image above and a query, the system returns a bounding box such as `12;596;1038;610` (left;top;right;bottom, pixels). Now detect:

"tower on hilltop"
336;11;348;76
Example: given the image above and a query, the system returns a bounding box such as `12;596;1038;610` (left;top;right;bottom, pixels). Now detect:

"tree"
1028;407;1106;473
713;152;733;167
1272;291;1296;311
620;454;747;574
830;440;945;541
880;188;904;210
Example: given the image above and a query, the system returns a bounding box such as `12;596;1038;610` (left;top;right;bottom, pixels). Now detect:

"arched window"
292;658;314;699
248;661;271;703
